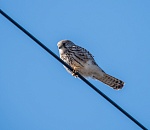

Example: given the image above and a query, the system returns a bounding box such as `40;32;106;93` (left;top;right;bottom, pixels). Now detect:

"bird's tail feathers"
94;73;124;90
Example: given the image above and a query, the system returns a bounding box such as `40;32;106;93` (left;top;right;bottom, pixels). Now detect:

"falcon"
57;40;124;90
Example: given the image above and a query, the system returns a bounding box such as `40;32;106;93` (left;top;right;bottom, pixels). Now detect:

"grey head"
57;40;75;50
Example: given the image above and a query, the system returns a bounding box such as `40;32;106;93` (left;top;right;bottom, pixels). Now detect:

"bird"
57;40;124;90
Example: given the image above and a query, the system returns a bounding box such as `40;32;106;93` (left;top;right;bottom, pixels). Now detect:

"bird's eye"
63;43;67;47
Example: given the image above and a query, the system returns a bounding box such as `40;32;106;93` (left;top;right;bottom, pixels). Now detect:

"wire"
0;9;147;130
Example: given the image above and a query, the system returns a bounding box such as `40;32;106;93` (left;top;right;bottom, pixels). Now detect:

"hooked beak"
58;45;63;49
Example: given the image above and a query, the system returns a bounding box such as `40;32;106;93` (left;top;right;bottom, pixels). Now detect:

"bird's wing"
70;45;95;63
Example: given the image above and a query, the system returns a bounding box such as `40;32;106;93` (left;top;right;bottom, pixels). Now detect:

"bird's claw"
72;70;78;77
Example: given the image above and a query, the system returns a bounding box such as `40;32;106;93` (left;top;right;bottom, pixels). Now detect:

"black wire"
0;9;147;130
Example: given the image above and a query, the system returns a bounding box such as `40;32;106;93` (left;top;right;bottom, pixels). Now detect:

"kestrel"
57;40;124;90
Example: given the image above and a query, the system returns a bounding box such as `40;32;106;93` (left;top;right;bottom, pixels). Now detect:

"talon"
72;70;78;77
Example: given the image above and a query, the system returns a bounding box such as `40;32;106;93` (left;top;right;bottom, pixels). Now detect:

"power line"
0;9;147;130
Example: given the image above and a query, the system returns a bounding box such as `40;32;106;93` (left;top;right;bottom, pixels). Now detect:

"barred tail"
96;73;124;90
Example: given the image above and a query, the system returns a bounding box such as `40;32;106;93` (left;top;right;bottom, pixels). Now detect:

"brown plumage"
57;40;124;90
93;73;124;90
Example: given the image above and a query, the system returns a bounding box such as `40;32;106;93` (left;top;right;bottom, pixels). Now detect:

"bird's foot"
72;70;79;77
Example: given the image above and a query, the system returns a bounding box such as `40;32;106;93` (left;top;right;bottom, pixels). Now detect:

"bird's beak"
58;45;63;49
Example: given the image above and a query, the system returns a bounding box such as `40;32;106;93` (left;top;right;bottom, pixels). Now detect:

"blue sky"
1;0;150;129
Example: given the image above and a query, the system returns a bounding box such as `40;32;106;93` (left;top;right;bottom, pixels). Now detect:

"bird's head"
57;40;75;49
57;40;75;54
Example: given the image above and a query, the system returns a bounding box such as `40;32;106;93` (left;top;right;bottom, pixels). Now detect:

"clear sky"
1;0;150;130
